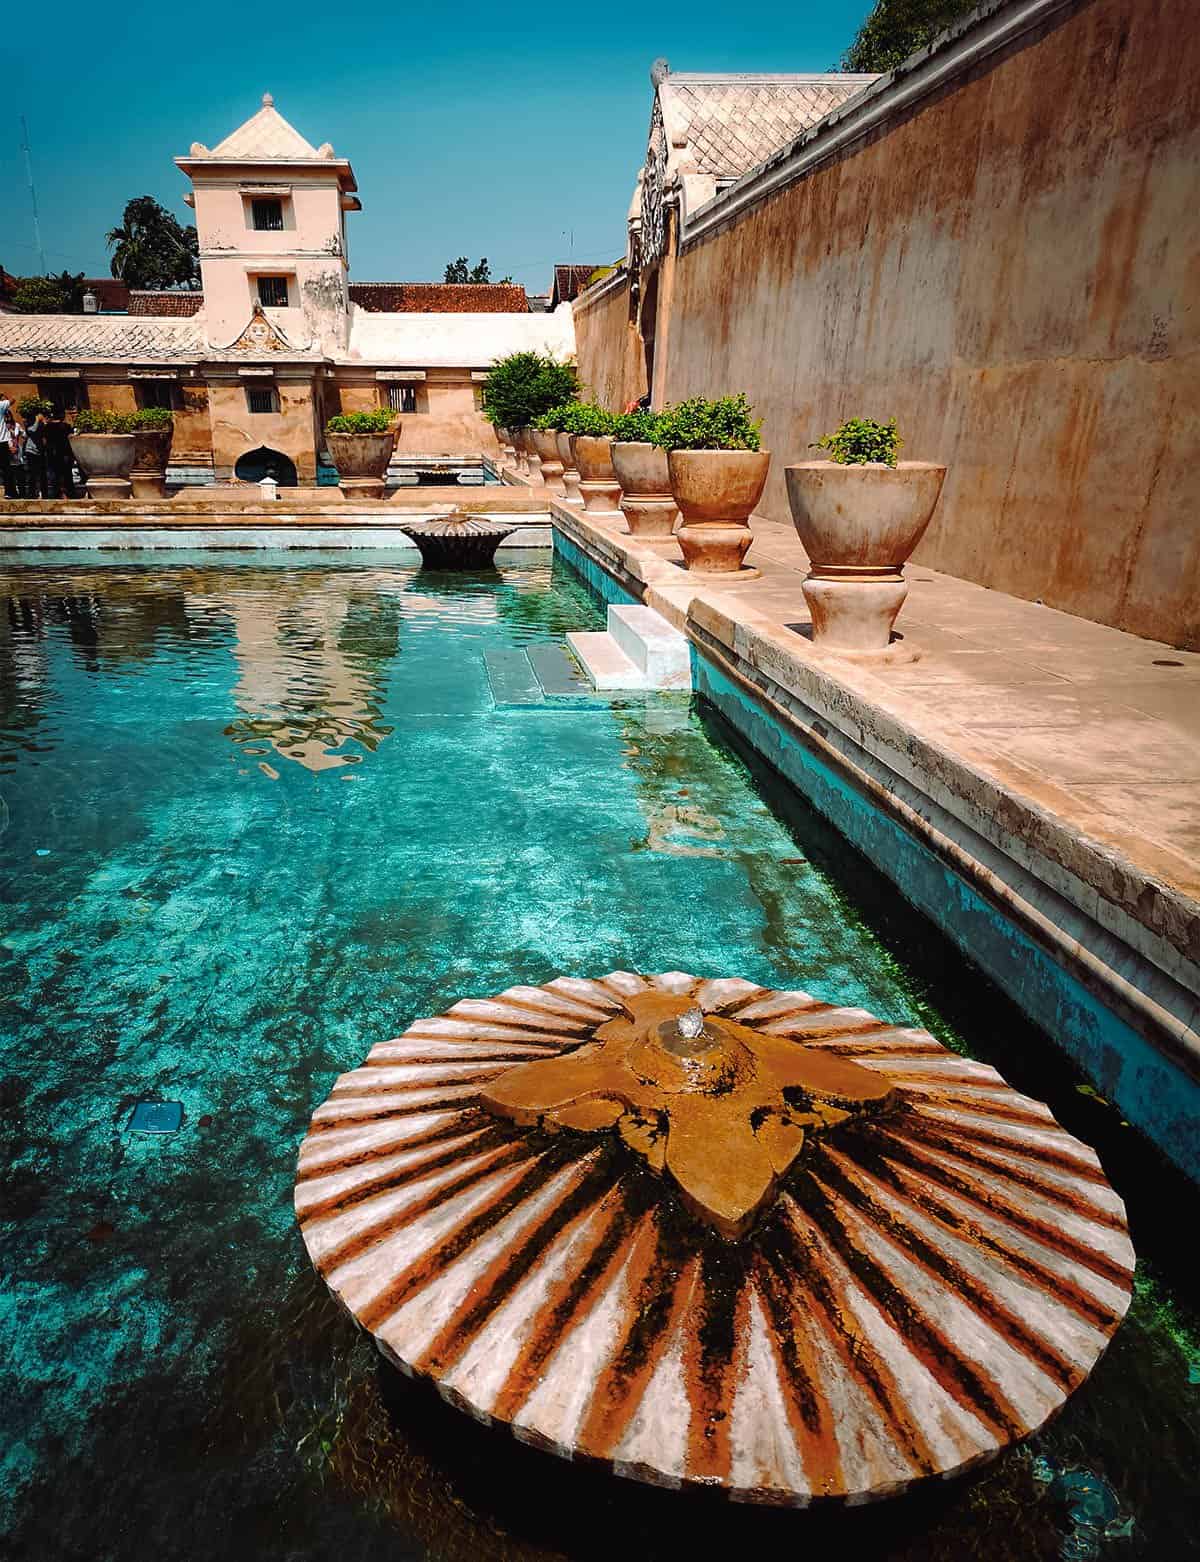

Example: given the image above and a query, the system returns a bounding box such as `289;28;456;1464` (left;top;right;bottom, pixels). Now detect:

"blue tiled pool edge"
553;525;1200;1185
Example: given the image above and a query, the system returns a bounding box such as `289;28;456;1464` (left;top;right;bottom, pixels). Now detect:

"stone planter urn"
531;429;565;496
668;448;770;573
785;461;946;654
69;433;135;499
327;429;397;500
611;442;678;537
555;431;583;505
572;435;622;513
130;424;173;500
520;426;542;483
494;426;515;467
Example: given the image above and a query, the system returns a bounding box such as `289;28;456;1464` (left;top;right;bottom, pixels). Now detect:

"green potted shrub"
785;418;946;654
481;353;577;486
611;408;677;537
540;401;585;504
325;407;398;500
558;403;620;513
69;408;138;498
652;394;768;573
130;406;175;499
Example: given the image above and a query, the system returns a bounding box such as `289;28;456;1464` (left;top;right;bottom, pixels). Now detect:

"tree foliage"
652;394;762;452
443;256;493;283
842;0;980;72
814;417;902;465
481;353;578;427
11;272;86;313
107;196;200;290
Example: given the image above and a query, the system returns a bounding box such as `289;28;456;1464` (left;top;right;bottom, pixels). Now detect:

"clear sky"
3;0;871;296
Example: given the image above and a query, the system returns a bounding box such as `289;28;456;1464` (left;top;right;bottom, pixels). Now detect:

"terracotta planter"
667;448;770;573
327;429;397;500
69;433;135;499
785;461;946;654
520;426;542;483
130;424;173;500
571;435;622;513
555;431;583;505
611;441;678;537
531;429;565;496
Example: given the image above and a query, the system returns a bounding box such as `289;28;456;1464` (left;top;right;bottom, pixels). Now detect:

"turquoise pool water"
0;550;1196;1561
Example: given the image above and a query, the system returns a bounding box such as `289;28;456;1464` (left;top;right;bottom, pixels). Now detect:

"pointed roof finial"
262;91;274;108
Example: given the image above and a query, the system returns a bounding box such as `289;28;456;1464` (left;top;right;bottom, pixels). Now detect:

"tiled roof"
206;96;321;160
0;313;202;362
661;73;878;177
348;306;574;367
551;265;601;306
349;283;528;314
128;291;205;317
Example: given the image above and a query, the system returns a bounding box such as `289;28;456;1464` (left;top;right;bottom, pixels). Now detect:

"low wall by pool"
552;522;1200;1185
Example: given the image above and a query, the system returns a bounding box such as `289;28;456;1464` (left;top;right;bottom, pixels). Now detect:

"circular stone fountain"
295;971;1134;1506
398;512;524;569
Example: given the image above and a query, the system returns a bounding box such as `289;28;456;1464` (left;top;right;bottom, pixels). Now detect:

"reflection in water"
203;579;401;773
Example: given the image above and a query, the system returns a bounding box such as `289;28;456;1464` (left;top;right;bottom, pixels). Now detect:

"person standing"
0;396;19;499
22;407;48;498
43;409;76;499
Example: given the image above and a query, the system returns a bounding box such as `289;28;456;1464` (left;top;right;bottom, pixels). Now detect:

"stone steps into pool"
567;605;692;691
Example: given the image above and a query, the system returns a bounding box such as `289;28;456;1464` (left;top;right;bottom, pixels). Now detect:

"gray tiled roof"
662;74;878;178
0;313;203;362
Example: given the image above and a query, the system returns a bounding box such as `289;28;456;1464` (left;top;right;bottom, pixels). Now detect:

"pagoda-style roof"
175;93;357;190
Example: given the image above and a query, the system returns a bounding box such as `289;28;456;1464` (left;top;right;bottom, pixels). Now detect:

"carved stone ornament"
641;96;670;267
296;971;1134;1506
224;303;293;353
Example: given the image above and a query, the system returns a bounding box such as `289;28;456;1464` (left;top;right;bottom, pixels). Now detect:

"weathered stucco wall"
573;274;647;413
580;0;1199;647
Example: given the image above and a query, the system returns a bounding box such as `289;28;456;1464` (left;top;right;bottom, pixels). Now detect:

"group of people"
0;396;77;500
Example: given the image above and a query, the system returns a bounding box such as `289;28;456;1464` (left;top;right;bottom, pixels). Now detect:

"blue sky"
3;0;871;295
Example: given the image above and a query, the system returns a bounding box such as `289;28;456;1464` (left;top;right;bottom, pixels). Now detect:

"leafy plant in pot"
326;407;398;500
611;409;678;537
652;394;768;573
785;418;945;656
130;406;175;499
559;404;619;512
69;408;137;498
481;352;578;487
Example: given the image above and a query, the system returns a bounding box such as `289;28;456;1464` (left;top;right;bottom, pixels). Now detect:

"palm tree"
107;197;200;290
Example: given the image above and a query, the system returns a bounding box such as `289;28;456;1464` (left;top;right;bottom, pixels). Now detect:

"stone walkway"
560;501;1200;925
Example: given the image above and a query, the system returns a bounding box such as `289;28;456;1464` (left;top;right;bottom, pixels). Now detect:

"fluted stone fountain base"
398;514;523;569
296;970;1133;1508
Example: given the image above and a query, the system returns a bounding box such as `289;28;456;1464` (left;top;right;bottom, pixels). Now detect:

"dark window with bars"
257;275;290;308
38;380;87;414
246;386;280;414
135;380;178;411
252;198;284;231
385;383;417;414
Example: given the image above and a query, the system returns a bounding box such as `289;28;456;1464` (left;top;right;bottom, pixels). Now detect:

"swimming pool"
0;550;1195;1560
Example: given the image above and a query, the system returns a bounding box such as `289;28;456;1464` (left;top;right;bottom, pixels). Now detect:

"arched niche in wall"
234;447;298;487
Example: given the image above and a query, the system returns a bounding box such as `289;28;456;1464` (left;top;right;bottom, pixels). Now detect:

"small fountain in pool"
398;510;523;569
295;971;1134;1506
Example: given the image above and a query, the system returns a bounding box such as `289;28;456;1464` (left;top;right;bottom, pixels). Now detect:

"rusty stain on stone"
295;971;1135;1506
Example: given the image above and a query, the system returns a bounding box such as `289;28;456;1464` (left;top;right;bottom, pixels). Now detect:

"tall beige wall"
573;277;647;412
580;0;1200;647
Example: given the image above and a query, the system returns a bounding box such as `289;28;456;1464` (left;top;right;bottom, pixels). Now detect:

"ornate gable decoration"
223;303;294;354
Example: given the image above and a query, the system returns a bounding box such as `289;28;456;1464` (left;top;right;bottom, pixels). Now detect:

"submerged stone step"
484;648;545;707
527;642;599;701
